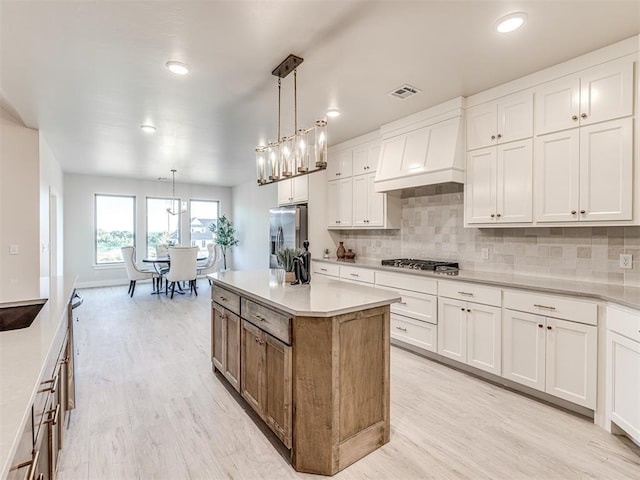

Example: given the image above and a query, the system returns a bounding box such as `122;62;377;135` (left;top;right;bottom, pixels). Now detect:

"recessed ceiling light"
326;109;341;118
165;61;190;75
495;12;527;33
140;124;157;133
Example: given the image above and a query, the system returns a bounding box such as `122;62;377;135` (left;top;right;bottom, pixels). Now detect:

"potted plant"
208;215;239;270
276;247;300;282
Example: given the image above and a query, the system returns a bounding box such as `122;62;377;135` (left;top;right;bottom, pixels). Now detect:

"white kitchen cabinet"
606;306;640;444
392;313;437;353
326;149;353;179
535;58;634;135
437;297;502;375
352;142;380;174
277;176;308;206
535;118;633;223
466;91;533;151
327;178;352;228
353;173;385;227
466;139;532;225
503;293;598;410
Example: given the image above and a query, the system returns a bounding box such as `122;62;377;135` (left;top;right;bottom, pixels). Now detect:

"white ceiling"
1;1;638;187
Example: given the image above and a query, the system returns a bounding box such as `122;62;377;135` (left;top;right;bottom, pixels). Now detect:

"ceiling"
1;1;638;187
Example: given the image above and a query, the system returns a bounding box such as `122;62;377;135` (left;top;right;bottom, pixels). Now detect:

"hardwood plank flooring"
57;283;640;480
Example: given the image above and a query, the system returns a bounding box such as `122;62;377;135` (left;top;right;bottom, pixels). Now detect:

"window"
146;197;181;258
190;199;219;257
95;194;135;264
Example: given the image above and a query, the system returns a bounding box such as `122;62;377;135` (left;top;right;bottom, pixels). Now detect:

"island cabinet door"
264;333;292;449
212;306;225;372
241;320;264;415
224;310;241;392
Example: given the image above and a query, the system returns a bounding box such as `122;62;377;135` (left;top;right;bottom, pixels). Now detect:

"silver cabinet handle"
254;314;266;322
39;374;59;394
572;115;578;121
534;304;556;310
350;273;359;277
458;291;474;297
44;403;60;426
395;326;407;332
581;113;587;118
320;268;327;272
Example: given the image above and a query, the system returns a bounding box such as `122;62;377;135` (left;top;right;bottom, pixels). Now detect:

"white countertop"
209;269;401;317
313;258;640;310
0;275;77;480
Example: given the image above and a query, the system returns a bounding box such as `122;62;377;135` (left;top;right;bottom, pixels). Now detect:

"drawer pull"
395;326;407;332
320;268;328;271
458;291;474;297
44;403;60;426
534;304;556;310
350;273;359;277
39;374;59;394
254;314;266;322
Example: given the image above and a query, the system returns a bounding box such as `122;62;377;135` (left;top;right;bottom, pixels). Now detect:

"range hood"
375;97;465;193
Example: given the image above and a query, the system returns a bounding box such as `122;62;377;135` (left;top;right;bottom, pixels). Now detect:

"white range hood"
375;97;465;193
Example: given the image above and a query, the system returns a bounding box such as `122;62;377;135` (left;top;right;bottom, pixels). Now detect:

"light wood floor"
57;282;640;480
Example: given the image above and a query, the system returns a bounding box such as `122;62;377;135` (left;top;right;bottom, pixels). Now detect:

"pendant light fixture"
166;169;187;216
256;54;328;186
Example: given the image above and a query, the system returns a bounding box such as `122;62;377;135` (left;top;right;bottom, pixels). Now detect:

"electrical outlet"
9;244;19;255
482;248;490;260
620;254;633;269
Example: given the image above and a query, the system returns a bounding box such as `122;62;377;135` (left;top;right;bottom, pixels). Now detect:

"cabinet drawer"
339;265;375;284
607;305;640;343
312;262;339;278
383;287;437;324
391;313;437;352
504;290;597;326
376;270;437;295
438;281;501;307
212;284;240;315
241;298;291;345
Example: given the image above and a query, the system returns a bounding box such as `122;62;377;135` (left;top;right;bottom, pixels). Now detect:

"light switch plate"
9;244;19;255
620;254;632;269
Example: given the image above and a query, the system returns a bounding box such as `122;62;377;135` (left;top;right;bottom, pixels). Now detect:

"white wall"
231;179;277;271
64;173;232;287
0;107;40;301
39;135;64;278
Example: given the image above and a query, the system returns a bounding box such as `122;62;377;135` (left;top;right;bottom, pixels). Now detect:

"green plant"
208;215;239;269
276;247;301;272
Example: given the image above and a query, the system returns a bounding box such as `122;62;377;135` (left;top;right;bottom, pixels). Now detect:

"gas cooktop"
381;258;459;274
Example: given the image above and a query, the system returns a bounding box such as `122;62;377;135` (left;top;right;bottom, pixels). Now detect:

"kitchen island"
208;269;401;476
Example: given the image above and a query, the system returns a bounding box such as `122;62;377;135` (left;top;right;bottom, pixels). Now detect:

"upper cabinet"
352;142;380;175
466;92;533;150
277;176;309;206
535;59;634;136
326;149;353;179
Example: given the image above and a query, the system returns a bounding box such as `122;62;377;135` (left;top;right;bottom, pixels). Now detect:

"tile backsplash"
338;184;640;287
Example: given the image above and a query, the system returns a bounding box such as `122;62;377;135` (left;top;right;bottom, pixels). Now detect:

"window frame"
94;193;136;265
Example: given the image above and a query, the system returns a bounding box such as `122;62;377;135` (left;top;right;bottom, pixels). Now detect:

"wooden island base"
210;272;395;476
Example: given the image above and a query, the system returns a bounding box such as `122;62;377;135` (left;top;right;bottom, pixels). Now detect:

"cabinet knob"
496;213;501;218
336;172;341;176
538;324;544;328
255;337;259;343
580;210;586;214
490;214;495;218
490;135;496;140
581;113;587;119
467;309;471;313
571;210;577;215
547;326;552;330
572;115;578;121
461;308;465;311
497;134;502;139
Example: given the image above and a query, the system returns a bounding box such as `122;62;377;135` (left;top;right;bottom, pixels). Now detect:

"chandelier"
166;169;187;215
256;54;328;186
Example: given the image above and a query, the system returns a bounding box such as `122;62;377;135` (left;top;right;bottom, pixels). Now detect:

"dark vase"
336;242;346;259
345;249;356;260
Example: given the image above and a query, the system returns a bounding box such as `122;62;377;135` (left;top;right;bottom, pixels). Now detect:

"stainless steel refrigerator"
269;205;308;268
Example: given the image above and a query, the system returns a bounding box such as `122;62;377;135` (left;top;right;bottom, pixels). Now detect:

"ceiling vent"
388;84;421;99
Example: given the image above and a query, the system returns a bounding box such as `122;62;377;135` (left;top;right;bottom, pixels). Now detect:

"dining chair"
121;246;159;297
154;243;170;288
197;243;219;285
165;246;199;299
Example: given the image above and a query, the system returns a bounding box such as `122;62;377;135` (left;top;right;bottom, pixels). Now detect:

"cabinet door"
467;102;497;150
366;173;384;227
327;180;340;227
277;179;293;205
224;310;241;392
367;142;381;173
263;333;292;449
534;129;580;223
503;310;546;392
337;178;353;226
437;298;467;363
466;147;497;224
498;92;533;144
212;307;225;372
579;118;633;221
391;313;437;353
352;175;368;227
327;149;352;178
241;320;264;415
545;318;597;409
466;303;502;376
290;175;309;204
535;75;581;135
607;331;640;441
496;139;532;223
580;59;634;127
352;144;370;174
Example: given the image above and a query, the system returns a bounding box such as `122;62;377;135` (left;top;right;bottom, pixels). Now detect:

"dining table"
143;255;206;295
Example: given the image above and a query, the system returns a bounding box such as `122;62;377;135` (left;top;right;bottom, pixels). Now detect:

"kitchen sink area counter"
208;269;400;475
0;274;77;480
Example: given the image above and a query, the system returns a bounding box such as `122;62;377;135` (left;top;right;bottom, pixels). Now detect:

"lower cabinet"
391;313;437;352
437;297;502;375
240;319;292;449
211;304;240;392
503;309;597;409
